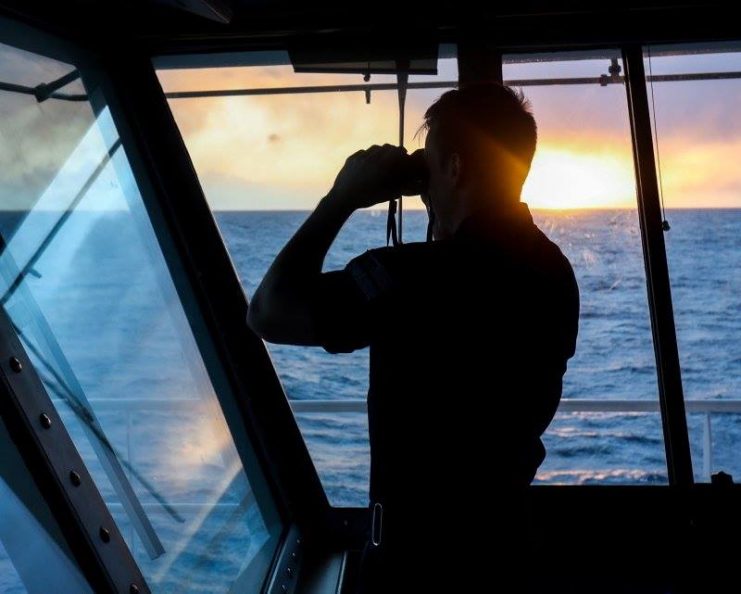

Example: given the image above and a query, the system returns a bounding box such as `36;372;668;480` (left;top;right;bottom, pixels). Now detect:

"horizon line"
209;205;741;212
1;205;739;213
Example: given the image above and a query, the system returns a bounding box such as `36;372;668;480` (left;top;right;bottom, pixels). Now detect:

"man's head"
420;83;537;239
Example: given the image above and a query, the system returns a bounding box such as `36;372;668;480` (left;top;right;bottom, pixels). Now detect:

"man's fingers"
346;149;366;163
343;144;406;176
364;145;388;160
383;143;407;154
366;144;405;156
365;145;406;169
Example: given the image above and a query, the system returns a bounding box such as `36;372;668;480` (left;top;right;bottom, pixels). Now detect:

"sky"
1;44;740;211
156;49;741;210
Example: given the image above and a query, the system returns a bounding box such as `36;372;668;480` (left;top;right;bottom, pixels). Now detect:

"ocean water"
214;208;741;503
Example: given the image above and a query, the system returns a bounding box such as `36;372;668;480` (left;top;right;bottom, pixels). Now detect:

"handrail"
78;397;737;482
78;396;741;414
162;72;741;100
287;398;738;482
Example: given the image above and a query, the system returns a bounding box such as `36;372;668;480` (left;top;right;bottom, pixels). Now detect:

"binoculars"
399;149;429;197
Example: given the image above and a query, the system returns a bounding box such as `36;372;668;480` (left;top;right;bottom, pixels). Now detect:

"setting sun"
523;146;637;209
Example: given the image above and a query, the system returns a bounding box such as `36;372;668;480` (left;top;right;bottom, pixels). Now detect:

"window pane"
503;50;668;484
644;42;741;482
0;40;281;592
0;417;93;594
157;49;455;506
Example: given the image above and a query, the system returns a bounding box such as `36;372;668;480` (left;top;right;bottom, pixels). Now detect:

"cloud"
166;71;741;210
167;89;400;199
0;43;100;211
0;94;95;210
200;171;319;210
656;137;741;207
650;79;741;144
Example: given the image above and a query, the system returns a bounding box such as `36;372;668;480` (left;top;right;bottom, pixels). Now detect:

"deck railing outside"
77;397;740;484
289;399;741;482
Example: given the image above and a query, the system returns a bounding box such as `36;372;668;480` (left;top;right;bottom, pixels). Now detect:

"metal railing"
76;396;740;483
289;398;741;482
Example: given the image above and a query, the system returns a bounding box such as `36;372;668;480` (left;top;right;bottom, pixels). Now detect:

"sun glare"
522;147;636;209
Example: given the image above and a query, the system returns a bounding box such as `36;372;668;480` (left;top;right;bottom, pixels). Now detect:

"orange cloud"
655;138;741;208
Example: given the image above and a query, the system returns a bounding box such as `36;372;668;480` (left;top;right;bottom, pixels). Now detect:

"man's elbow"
247;295;314;345
246;295;272;340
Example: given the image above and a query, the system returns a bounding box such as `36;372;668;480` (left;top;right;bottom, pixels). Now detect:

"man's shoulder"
344;241;451;301
354;239;450;260
532;227;578;287
348;240;451;273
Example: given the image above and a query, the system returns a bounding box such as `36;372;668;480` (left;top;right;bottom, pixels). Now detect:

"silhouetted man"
248;83;579;592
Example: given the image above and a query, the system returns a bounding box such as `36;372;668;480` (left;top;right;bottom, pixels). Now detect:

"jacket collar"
453;201;535;242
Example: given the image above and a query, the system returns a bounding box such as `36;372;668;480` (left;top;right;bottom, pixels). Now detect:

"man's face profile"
422;125;456;240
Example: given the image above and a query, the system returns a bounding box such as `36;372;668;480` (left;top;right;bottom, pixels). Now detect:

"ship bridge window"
155;47;458;506
642;42;741;481
0;39;282;592
503;49;668;484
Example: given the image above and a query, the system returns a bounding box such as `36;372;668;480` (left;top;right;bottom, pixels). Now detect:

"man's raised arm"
246;144;408;345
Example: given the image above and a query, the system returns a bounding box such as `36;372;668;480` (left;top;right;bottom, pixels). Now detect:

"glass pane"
0;40;281;592
0;416;93;593
644;42;741;482
503;50;668;484
157;48;456;506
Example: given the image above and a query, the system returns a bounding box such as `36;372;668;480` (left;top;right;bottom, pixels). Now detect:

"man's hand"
327;144;409;212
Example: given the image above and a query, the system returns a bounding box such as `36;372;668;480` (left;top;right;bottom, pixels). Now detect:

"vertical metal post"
0;306;150;593
622;45;694;486
457;41;503;85
703;414;713;482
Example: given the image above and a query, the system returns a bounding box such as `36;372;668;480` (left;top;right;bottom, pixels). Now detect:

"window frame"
0;296;147;593
0;12;300;592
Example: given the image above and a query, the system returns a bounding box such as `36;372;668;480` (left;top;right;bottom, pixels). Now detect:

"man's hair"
421;83;538;194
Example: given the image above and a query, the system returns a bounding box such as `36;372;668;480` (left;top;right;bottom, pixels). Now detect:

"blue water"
215;208;741;503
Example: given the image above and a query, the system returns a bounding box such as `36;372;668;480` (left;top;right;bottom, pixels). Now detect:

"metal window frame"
0;15;155;593
622;44;694;485
0;302;149;594
1;221;167;559
0;11;298;591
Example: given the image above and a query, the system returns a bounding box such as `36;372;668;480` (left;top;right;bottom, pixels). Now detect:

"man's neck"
448;188;523;236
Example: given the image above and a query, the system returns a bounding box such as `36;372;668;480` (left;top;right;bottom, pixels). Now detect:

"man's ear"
448;152;463;186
